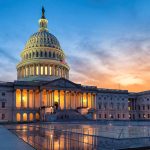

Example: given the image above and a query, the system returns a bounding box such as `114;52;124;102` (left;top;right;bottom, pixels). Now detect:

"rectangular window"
2;92;5;96
123;114;125;118
99;114;101;118
41;66;43;75
45;66;48;75
2;102;5;108
2;114;5;120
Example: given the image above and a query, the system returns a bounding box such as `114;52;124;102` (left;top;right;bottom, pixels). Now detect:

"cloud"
67;33;150;91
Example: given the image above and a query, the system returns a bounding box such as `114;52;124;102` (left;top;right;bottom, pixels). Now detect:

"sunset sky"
0;0;150;92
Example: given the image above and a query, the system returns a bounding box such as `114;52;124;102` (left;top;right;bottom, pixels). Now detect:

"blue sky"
1;0;150;91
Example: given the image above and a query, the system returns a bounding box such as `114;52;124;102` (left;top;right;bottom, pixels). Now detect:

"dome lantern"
39;6;48;32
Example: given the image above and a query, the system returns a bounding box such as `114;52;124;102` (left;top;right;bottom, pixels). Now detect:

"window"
123;114;125;118
104;114;107;118
148;105;149;110
45;66;48;75
45;52;47;57
36;66;39;75
2;102;5;108
2;92;5;96
2;114;5;120
118;114;120;118
41;66;43;75
40;51;43;57
99;114;101;118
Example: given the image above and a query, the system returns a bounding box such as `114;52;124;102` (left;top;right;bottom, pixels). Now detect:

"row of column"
41;90;96;110
17;64;69;79
15;89;96;110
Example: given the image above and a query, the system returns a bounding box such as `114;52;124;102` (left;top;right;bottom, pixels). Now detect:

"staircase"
45;109;87;121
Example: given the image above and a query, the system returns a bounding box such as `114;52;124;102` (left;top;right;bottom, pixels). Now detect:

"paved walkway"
0;126;35;150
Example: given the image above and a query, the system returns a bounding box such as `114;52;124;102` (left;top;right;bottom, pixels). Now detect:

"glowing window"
29;113;33;121
36;66;39;75
23;113;27;122
41;66;43;75
22;90;27;108
16;89;21;108
16;113;21;122
35;113;40;120
45;66;48;75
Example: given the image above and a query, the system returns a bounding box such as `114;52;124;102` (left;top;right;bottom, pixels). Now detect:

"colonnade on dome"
17;64;69;80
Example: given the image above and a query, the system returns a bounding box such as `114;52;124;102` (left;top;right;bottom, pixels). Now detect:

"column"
58;90;60;109
52;66;55;76
69;92;71;109
38;64;40;76
27;90;29;108
48;65;50;76
86;93;88;108
94;94;96;109
64;91;66;110
81;93;83;108
40;90;42;107
47;90;49;107
21;89;23;108
74;92;76;109
52;90;54;106
43;64;45;75
33;90;35;109
34;64;36;76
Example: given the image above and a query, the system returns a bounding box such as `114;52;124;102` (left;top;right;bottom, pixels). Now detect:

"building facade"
0;8;149;122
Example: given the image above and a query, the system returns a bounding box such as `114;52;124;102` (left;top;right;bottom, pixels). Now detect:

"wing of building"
0;8;148;122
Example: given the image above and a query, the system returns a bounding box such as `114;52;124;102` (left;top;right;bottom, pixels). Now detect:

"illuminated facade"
0;7;149;122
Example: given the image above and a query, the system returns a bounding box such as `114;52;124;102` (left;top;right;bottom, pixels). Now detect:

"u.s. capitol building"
0;8;149;122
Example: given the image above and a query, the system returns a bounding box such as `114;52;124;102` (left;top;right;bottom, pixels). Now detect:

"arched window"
29;113;33;121
26;54;28;59
16;113;21;122
35;113;40;121
23;113;27;122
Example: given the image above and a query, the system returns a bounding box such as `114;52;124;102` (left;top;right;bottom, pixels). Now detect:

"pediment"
42;78;81;89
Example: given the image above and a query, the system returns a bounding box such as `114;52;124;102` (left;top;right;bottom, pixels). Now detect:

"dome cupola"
17;7;69;81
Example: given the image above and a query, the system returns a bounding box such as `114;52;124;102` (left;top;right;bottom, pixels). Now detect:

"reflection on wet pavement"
5;122;150;150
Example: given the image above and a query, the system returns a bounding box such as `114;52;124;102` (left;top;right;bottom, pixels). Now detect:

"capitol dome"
17;7;69;81
25;31;61;50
